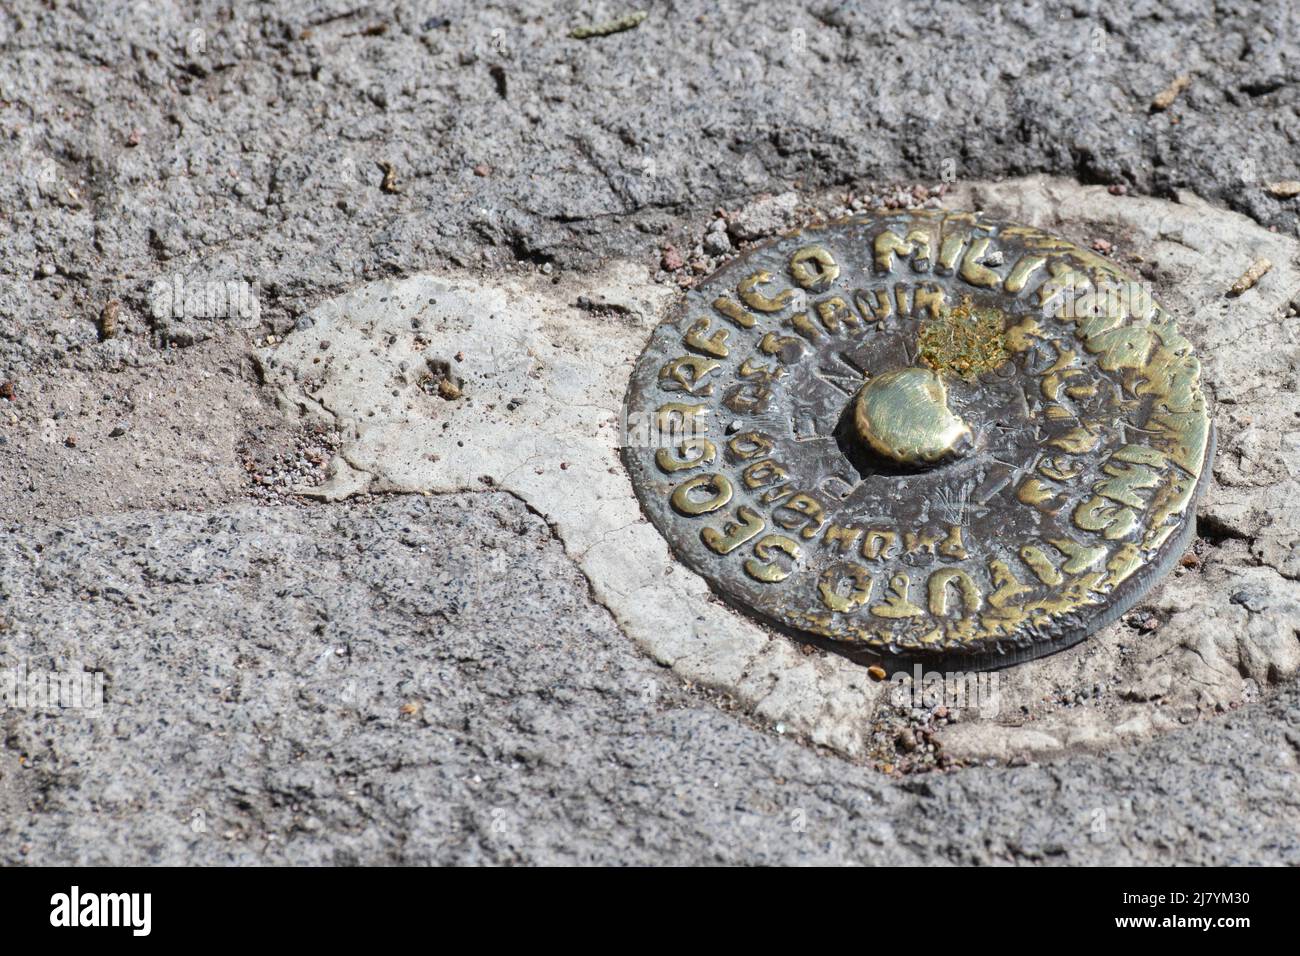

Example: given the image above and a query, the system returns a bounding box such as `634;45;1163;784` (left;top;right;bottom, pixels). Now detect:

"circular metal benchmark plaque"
624;211;1214;670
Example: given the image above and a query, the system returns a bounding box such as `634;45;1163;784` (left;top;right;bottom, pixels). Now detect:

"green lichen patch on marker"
918;296;1011;381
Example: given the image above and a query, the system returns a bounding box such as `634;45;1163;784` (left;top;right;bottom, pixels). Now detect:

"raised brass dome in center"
852;367;972;467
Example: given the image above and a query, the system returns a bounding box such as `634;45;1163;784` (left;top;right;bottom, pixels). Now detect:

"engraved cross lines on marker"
797;347;872;442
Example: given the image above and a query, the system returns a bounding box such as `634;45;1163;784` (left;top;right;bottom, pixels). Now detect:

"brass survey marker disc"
624;212;1213;669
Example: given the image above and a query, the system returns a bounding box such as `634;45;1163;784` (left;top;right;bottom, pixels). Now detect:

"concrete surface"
3;495;1298;864
2;0;1299;864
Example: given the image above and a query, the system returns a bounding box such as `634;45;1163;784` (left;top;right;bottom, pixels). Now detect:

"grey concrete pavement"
1;1;1298;864
3;495;1298;865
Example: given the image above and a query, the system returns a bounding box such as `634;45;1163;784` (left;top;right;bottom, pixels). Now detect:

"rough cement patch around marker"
261;263;887;756
263;177;1300;763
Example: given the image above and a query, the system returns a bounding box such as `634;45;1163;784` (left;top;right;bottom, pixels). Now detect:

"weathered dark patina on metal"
623;212;1213;670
